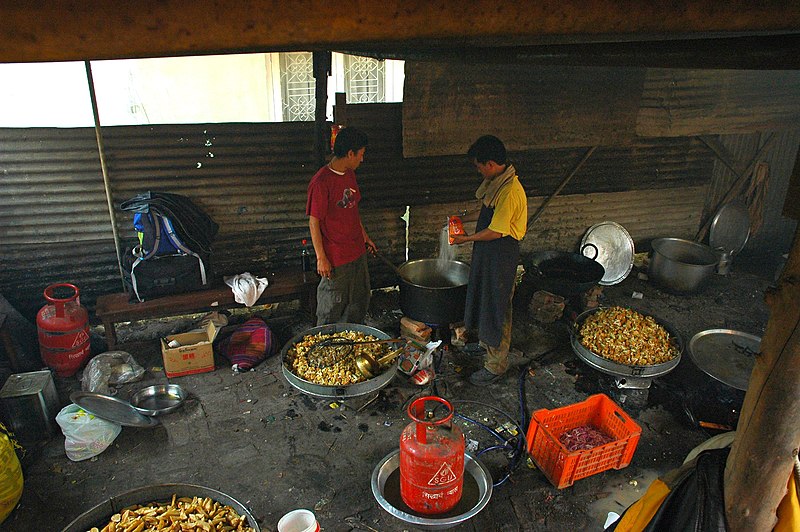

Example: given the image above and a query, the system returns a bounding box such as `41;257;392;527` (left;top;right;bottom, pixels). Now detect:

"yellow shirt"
488;176;527;241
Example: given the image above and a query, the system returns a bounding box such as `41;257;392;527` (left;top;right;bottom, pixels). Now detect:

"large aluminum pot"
398;259;470;326
62;483;259;532
649;238;718;294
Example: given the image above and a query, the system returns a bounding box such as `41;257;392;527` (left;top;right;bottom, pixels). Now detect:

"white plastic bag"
55;404;122;461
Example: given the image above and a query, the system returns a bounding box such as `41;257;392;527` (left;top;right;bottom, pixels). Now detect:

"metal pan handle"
580;242;599;261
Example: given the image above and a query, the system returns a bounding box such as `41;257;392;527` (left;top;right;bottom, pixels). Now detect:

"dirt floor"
3;254;776;532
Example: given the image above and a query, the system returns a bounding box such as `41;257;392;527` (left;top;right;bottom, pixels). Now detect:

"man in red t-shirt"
306;127;376;325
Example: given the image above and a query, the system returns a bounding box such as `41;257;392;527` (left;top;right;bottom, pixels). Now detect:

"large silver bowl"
281;323;399;399
61;483;259;532
571;307;683;378
371;450;492;531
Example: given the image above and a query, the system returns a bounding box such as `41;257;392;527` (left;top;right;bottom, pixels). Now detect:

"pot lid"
688;329;760;391
70;391;160;428
580;221;634;285
709;200;750;254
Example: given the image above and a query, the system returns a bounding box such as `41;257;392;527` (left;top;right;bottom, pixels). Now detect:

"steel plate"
70;391;160;428
689;329;760;391
281;323;398;399
61;483;259;532
130;384;186;416
580;221;634;285
371;450;492;531
571;307;683;378
709;200;750;254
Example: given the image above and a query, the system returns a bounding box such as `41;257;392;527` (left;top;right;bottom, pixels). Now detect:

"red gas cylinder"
36;283;91;377
399;396;465;514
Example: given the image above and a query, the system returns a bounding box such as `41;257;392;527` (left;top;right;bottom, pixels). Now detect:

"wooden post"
724;224;800;530
312;51;331;168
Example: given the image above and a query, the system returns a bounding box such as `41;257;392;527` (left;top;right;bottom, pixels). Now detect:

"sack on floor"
55;404;122;462
217;318;277;371
122;248;212;302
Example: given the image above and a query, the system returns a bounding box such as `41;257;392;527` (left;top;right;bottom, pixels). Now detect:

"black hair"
333;127;369;157
467;135;507;165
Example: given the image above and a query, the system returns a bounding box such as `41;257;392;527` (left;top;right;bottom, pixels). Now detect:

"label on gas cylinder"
428;461;458;486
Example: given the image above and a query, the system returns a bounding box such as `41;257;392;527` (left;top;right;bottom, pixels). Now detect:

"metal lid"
70;391;160;428
688;329;760;391
709;200;750;254
580;221;635;285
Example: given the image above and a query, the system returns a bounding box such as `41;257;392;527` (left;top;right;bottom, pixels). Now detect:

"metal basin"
371;450;492;531
571;307;683;379
649;238;718;294
398;259;470;326
61;483;259;532
281;323;398;399
130;384;186;416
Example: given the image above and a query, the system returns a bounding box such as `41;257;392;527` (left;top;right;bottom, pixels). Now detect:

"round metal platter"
371;450;492;531
61;483;259;532
281;323;399;399
70;391;160;428
580;221;635;285
688;329;760;391
571;307;683;378
709;200;750;254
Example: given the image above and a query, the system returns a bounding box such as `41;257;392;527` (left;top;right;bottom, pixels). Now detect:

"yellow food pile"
579;306;679;366
88;494;255;532
286;330;390;386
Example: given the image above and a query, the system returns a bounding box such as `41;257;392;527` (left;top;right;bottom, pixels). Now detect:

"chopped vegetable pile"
578;306;680;366
558;425;614;452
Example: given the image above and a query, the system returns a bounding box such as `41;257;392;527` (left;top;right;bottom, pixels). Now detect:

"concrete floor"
4;259;773;532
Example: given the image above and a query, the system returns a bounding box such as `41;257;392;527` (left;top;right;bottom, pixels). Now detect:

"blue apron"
464;204;520;347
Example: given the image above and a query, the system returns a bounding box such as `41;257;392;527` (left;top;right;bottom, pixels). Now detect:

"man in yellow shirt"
452;135;528;385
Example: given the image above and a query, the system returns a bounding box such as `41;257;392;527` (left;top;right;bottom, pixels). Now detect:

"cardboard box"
161;321;217;378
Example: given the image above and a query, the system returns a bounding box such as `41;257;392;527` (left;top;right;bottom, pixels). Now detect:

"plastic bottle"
301;239;312;272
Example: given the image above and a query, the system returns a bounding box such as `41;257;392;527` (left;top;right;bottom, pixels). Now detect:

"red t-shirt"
306;165;365;267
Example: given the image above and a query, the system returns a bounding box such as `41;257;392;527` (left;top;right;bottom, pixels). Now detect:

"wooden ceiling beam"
2;1;800;63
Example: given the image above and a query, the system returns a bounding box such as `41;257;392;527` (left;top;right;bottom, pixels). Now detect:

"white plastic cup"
277;509;319;532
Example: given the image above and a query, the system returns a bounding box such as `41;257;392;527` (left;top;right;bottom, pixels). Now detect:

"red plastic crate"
526;393;641;489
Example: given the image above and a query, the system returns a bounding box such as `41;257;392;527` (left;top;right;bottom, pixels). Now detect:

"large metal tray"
580;221;634;286
571;307;683;378
688;329;760;391
281;323;398;399
61;483;260;532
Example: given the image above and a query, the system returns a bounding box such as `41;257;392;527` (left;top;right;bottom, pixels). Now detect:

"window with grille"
278;52;315;122
343;55;385;103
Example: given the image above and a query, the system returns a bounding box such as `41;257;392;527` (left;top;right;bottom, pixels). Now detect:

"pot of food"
524;244;605;298
398;259;470;326
649;238;718;294
281;323;401;399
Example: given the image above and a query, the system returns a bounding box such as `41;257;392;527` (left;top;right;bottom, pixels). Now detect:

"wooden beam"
724;225;800;530
2;1;800;63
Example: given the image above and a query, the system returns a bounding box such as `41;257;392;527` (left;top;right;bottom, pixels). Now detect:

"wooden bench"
95;270;318;349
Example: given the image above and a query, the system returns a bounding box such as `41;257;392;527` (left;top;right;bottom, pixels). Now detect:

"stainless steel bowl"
371;450;492;531
61;483;260;532
281;323;398;399
130;384;186;416
649;238;718;294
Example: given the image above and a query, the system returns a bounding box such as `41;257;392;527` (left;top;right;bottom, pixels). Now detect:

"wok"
525;244;605;297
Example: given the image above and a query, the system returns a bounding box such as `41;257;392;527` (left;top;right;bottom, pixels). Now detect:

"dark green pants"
316;254;371;325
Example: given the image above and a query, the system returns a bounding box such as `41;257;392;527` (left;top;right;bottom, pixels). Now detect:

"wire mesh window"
279;52;315;122
344;55;385;103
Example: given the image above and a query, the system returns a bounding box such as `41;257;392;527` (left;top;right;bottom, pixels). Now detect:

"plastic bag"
81;351;145;394
55;404;122;461
0;424;23;525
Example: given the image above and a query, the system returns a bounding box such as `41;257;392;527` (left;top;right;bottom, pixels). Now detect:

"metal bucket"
398;259;470;326
649;238;718;294
61;483;260;532
281;323;398;399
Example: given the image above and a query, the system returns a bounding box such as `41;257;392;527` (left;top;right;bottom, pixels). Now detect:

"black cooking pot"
525;244;605;297
397;259;470;326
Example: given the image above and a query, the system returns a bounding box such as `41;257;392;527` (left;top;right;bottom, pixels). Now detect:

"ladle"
373;250;409;281
356;345;405;379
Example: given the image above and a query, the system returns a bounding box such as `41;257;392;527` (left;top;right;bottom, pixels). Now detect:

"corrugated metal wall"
705;129;800;254
1;103;794;321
